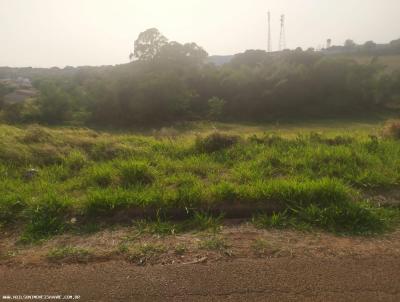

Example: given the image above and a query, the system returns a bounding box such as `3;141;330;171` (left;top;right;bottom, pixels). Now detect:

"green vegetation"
1;120;400;240
134;216;178;236
132;212;222;236
1;29;400;126
252;203;398;235
1;27;400;256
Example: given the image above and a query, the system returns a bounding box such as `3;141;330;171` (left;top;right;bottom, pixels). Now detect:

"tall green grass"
0;125;399;239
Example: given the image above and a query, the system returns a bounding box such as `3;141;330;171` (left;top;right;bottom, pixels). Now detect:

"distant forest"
1;28;400;126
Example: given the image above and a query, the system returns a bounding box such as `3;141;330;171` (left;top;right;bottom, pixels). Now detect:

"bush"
383;120;400;139
195;132;239;153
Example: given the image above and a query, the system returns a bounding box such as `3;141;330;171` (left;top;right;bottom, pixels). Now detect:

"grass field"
1;118;400;241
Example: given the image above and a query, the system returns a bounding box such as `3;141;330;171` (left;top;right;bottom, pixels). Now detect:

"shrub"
195;132;239;153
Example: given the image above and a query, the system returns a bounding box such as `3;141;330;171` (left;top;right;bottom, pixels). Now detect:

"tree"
208;97;225;120
344;39;357;49
37;81;72;124
157;41;208;65
390;39;400;52
133;28;168;61
363;41;376;52
0;83;12;109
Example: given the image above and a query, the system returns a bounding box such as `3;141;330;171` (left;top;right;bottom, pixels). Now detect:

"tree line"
1;28;400;126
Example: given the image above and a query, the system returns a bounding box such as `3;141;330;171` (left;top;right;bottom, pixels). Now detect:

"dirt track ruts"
1;256;400;302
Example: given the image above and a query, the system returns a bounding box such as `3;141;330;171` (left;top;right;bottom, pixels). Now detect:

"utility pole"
267;11;272;52
279;14;286;51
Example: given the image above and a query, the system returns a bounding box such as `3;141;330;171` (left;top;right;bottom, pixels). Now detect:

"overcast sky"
0;0;399;67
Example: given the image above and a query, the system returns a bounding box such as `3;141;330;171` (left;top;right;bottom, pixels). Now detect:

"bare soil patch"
1;223;400;267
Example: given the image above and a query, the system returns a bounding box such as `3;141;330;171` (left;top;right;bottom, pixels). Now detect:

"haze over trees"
0;28;400;126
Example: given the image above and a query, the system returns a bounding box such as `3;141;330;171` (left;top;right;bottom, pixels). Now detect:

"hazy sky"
1;0;399;67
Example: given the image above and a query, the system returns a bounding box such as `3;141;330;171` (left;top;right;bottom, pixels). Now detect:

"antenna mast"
267;11;272;52
279;14;286;51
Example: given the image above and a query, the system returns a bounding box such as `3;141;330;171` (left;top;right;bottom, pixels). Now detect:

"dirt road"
1;256;400;302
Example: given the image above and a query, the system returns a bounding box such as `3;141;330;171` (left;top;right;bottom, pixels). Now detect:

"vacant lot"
0;118;400;244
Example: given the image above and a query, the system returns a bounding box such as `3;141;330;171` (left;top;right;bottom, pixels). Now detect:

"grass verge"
1;124;400;239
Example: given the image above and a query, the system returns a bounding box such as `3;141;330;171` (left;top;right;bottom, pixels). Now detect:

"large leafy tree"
133;28;168;61
157;41;208;65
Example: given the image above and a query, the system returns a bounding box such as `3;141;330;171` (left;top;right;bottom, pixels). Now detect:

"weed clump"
63;150;88;171
248;133;284;146
134;217;178;236
89;141;128;161
293;202;396;235
185;212;223;232
21;194;69;242
126;243;166;265
47;246;92;263
199;236;228;251
309;132;354;146
253;201;398;235
0;196;25;225
251;239;271;256
383;120;400;139
119;161;155;187
87;164;117;187
30;144;64;165
195;132;239;153
21;125;52;143
253;211;292;229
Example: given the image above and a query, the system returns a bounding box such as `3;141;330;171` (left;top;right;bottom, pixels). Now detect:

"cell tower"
267;11;272;52
279;14;286;51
